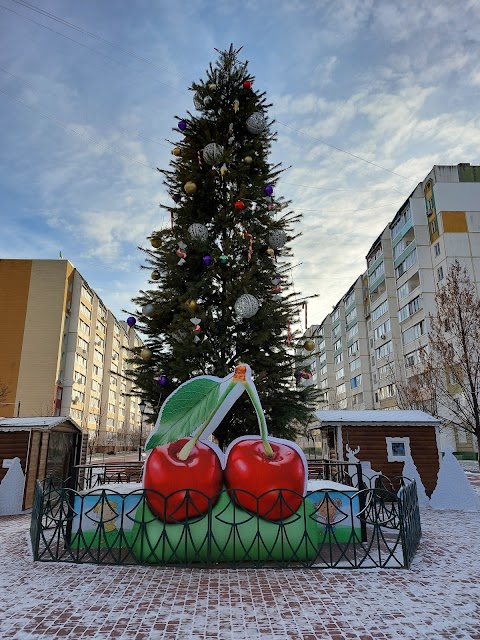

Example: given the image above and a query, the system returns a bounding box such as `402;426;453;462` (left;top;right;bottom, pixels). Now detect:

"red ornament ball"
234;200;245;210
243;80;252;89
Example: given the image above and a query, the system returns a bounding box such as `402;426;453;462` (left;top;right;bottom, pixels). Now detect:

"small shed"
311;410;441;495
0;417;86;509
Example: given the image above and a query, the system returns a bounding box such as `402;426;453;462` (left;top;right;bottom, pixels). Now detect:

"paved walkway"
1;505;480;639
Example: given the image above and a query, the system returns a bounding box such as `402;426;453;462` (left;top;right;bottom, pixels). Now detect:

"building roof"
0;416;82;432
312;410;440;428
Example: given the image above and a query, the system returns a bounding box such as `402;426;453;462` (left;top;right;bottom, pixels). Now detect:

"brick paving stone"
1;507;480;639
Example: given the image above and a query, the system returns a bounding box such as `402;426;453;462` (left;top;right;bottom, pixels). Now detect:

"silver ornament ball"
268;229;288;249
188;223;209;243
235;294;260;319
203;142;224;165
246;112;267;134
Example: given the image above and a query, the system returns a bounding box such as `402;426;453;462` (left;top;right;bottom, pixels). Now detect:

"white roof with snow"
0;416;81;432
312;409;440;427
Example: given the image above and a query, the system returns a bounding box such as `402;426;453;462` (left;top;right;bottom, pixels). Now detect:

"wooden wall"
341;425;440;495
23;430;50;509
0;431;30;482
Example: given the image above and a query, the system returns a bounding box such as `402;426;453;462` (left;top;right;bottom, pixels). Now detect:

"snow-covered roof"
312;409;440;427
0;416;81;432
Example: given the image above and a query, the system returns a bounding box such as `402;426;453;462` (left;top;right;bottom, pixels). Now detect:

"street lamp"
138;400;146;462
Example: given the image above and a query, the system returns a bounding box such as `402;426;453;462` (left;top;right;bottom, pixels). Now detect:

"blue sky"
1;0;480;332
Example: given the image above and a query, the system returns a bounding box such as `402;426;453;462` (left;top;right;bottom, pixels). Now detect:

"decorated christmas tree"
127;45;317;449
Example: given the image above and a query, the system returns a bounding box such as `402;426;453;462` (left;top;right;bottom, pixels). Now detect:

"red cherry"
234;200;245;210
224;438;306;521
143;438;223;522
243;80;252;89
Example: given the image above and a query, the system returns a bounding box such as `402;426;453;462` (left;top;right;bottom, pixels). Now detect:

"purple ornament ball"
127;316;136;328
178;120;187;131
157;375;168;388
202;255;213;267
264;185;274;196
294;370;303;380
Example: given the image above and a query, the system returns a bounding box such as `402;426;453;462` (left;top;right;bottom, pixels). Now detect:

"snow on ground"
1;469;479;639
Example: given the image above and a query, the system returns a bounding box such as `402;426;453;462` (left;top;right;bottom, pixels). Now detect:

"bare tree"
398;261;480;466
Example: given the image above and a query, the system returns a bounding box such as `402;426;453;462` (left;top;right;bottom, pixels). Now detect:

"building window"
402;321;425;345
398;296;423;323
391;207;411;239
434;242;441;257
347;323;359;340
371;300;388;323
375;341;393;360
351;374;362;389
374;319;391;341
80;302;91;320
334;352;343;365
344;292;355;308
333;338;342;352
75;353;87;369
352;392;364;406
331;309;340;323
335;368;344;380
386;437;411;462
78;319;91;336
346;308;357;324
81;287;93;304
437;266;444;282
349;357;361;372
378;383;396;400
395;248;417;279
348;340;359;357
336;383;346;397
369;261;385;286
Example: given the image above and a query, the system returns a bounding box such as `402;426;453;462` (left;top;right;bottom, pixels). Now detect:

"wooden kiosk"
0;416;86;509
311;410;441;495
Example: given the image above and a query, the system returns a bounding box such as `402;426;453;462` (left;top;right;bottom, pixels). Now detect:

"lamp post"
138;400;146;462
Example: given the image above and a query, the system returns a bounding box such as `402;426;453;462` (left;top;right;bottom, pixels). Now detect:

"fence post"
30;480;43;560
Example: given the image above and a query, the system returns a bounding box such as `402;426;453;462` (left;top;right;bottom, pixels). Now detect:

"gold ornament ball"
243;156;253;165
150;236;161;248
267;248;275;257
304;339;316;351
184;181;197;195
140;348;153;362
151;270;161;280
208;83;217;90
172;148;182;157
186;299;198;311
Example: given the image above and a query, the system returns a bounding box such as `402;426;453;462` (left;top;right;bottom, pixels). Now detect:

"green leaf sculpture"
145;377;221;450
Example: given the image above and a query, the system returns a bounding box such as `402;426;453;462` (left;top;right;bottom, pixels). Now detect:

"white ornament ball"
268;229;288;249
235;294;260;319
142;303;155;317
246;112;267;134
188;223;209;242
203;143;224;165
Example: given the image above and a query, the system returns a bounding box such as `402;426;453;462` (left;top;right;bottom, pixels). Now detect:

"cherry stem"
177;380;237;461
243;381;274;458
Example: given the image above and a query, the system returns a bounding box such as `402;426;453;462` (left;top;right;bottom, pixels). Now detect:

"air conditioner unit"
73;396;80;403
95;341;101;347
76;378;83;384
380;334;386;340
81;349;87;355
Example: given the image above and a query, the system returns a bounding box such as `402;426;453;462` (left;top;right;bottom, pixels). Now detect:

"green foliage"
127;45;318;444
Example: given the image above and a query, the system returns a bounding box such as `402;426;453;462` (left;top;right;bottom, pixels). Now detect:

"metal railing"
73;462;144;491
30;476;421;569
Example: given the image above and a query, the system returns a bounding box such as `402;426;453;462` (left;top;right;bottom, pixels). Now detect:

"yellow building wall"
442;211;468;233
15;261;74;417
0;260;32;416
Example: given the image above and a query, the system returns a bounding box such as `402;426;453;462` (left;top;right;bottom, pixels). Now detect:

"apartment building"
0;259;143;450
306;163;480;454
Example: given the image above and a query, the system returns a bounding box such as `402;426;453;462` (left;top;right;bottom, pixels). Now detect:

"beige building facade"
0;259;143;451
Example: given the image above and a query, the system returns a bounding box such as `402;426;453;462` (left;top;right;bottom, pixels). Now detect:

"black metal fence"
30;476;421;569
